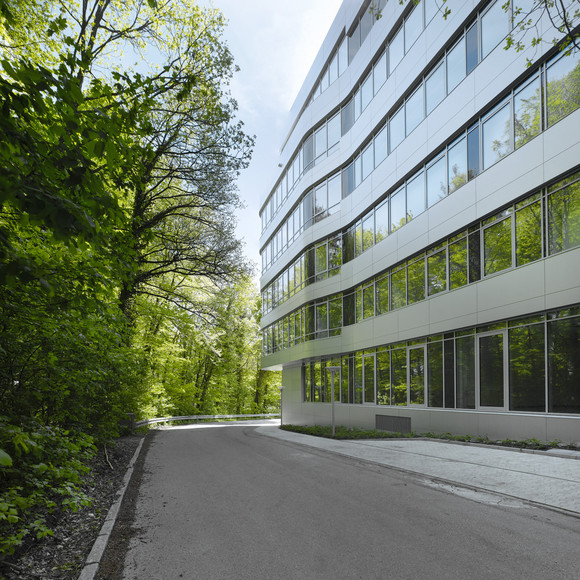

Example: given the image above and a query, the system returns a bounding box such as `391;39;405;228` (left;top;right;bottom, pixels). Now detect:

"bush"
0;417;95;556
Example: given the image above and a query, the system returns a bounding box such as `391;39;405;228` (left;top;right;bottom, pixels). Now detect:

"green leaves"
0;449;12;467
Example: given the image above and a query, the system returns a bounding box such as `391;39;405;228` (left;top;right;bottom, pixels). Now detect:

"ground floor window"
302;305;580;414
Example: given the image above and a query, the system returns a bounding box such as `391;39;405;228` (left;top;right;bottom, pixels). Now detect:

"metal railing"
134;413;280;428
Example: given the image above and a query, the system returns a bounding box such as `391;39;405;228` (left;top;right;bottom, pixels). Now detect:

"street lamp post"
327;366;341;437
278;385;285;425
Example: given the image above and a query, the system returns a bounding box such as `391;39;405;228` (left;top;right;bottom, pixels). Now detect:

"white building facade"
259;0;580;442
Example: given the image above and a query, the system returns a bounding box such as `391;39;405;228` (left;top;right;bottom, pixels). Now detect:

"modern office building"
259;0;580;442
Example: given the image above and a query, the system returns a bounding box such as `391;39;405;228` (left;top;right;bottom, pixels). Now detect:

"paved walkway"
257;426;580;516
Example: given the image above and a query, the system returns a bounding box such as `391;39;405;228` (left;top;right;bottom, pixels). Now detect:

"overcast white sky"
199;0;342;276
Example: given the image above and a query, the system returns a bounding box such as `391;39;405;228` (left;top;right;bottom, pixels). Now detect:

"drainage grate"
375;414;411;433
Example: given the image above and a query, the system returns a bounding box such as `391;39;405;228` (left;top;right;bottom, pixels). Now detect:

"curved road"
105;423;580;579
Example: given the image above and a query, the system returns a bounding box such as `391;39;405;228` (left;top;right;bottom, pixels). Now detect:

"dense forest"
0;0;279;556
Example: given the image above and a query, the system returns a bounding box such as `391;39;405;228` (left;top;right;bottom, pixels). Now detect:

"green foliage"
0;418;95;556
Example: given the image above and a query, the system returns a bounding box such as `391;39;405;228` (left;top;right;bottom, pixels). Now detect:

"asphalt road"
113;424;580;580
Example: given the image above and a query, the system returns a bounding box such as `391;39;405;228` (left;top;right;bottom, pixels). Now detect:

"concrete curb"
78;437;145;580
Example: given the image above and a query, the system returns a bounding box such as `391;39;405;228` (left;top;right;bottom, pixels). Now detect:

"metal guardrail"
134;413;280;428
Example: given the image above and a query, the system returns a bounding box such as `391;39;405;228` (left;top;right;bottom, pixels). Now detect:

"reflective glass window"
342;162;355;198
391;267;407;310
320;68;330;93
515;200;542;265
374;125;387;166
328;173;341;210
328;236;342;273
389;26;404;73
363;284;375;319
447;37;466;92
484;217;512;275
514;76;541;148
315;126;327;160
349;22;360;64
406;85;424;135
360;8;373;45
355;222;363;257
362;143;374;181
391;348;407;405
426;62;445;114
329;297;342;335
374;51;387;93
449;237;468;289
338;37;348;75
327;113;341;152
548;180;580;254
428;249;447;295
375;274;389;315
377;350;390;405
482;102;512;170
407;257;425;304
316;303;328;338
303;134;314;172
314;183;327;220
406;171;425;221
329;53;338;85
362;212;374;251
456;336;475;409
354;154;362;188
389;106;405;152
424;0;437;23
375;199;389;243
428;341;444;407
467;125;479;180
546;50;580;127
481;0;509;59
405;3;423;52
341;99;355;135
354;89;361;120
466;22;479;74
427;155;447;206
390;187;406;232
361;73;373;111
448;136;467;193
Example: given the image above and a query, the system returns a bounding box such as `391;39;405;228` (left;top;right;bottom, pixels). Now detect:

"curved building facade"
259;0;580;442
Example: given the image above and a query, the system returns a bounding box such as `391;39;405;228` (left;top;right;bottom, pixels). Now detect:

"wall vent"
375;414;411;433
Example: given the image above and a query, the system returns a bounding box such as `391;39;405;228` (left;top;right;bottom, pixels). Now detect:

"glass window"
376;274;389;315
374;125;387;167
362;212;374;252
448;136;467;193
548;316;580;413
424;0;438;24
315;243;327;279
327;115;341;154
377;350;391;405
405;2;423;52
391;348;407;405
447;37;466;93
342;162;355;198
315;126;327;160
449;237;468;289
466;22;479;74
360;8;373;45
316;304;328;339
302;191;313;228
354;353;363;404
546;50;580;127
341;99;355;136
426;62;445;114
314;183;327;220
361;143;374;181
428;341;444;407
329;297;342;335
428;249;447;295
390;187;406;232
509;323;545;411
338;36;348;75
374;51;387;93
375;199;389;243
516;200;542;265
354;88;361;120
407;257;425;304
328;236;342;273
548;181;580;254
481;0;509;59
391;266;407;310
405;85;424;135
406;172;425;221
468;230;481;283
354;155;362;188
484;217;512;275
355;222;363;258
427;155;447;206
456;335;475;409
328;174;341;210
363;284;375;319
329;53;338;85
389;106;405;152
355;288;362;323
409;347;425;405
467;125;479;180
303;135;314;172
389;26;404;73
343;227;355;264
514;76;541;148
320;68;330;93
482;102;512;170
343;291;355;326
349;22;360;64
361;73;373;111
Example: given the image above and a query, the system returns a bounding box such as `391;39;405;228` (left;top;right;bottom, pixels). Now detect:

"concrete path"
258;426;580;516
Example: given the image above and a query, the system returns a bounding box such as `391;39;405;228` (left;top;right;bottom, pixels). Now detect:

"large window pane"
342;162;355;198
548;181;580;254
456;336;475;409
407;257;425;304
328;174;341;211
427;155;447;206
354;354;363;404
449;237;468;289
327;113;341;151
406;85;424;135
406;172;425;220
361;143;374;181
546;50;580;127
329;297;342;335
409;347;425;405
391;348;407;405
479;333;504;407
328;236;342;274
364;355;375;404
447;37;466;92
389;106;405;152
315;126;327;160
391;267;406;310
377;350;391;405
362;212;374;252
448;137;467;193
548;316;580;413
374;51;387;93
375;274;389;315
426;62;445;114
482;103;511;170
484;217;512;275
424;0;437;23
390;187;406;232
374;125;387;167
405;2;423;52
509;324;545;411
466;22;479;74
361;73;373;111
516;200;542;265
514;76;541;148
375;199;389;243
314;183;327;221
467;125;479;180
481;0;509;59
428;249;447;295
389;26;404;73
363;284;375;319
428;342;444;407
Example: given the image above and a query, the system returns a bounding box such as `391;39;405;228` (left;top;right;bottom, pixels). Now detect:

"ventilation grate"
375;414;411;433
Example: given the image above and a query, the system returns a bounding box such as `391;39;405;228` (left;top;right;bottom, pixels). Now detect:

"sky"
199;0;343;276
